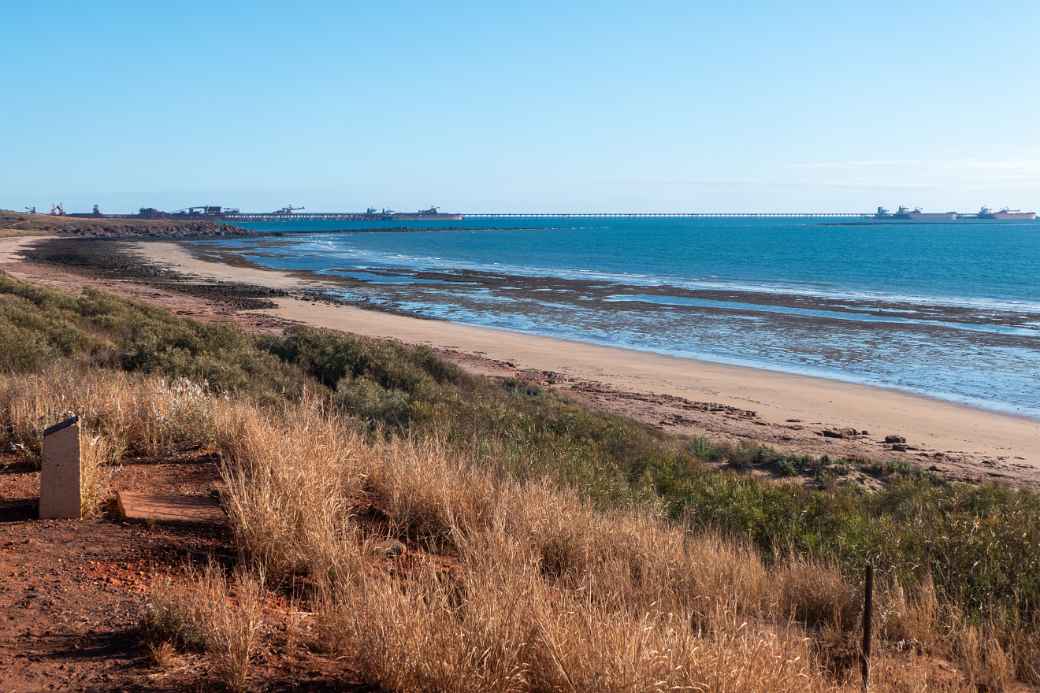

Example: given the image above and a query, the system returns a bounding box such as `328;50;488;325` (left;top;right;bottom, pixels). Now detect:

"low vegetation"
2;271;1039;689
0;210;246;238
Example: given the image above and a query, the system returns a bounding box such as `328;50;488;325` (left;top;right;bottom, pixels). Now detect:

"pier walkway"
224;211;865;221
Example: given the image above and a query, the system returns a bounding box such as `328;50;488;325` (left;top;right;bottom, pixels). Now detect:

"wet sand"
130;240;1040;473
0;234;54;262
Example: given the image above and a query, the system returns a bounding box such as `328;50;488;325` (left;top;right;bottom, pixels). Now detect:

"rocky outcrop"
0;212;252;239
40;221;250;239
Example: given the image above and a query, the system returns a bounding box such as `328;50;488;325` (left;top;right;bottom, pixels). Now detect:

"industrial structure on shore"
133;204;465;222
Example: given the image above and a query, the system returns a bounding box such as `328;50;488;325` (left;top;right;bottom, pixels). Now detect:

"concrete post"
39;416;81;519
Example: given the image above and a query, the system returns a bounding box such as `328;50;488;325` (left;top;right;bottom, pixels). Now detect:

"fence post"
861;563;873;691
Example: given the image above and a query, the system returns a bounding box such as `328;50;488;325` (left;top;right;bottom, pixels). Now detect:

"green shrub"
0;274;308;402
0;323;56;372
336;376;413;428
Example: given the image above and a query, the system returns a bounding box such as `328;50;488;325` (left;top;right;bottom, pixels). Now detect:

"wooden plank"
116;491;226;526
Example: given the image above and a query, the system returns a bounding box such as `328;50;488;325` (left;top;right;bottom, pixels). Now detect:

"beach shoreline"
3;234;1038;483
140;240;1040;476
184;226;1040;423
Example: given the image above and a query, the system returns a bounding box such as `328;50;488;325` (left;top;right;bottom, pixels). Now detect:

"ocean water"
199;217;1040;418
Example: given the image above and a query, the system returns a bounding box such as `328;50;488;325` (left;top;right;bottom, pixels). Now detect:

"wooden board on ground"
116;491;226;526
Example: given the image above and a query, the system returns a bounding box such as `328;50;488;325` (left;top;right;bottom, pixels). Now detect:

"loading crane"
273;205;305;215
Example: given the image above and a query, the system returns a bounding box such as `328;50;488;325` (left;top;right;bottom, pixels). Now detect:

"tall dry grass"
318;527;832;692
0;366;218;462
1;366;1026;689
141;562;265;692
79;432;116;516
214;398;368;582
211;398;1035;690
211;408;859;689
0;366;223;516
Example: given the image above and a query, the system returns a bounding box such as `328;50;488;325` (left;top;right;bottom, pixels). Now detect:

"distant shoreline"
106;239;1040;478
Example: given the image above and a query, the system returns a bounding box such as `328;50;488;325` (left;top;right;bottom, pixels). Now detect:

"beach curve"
127;239;1040;473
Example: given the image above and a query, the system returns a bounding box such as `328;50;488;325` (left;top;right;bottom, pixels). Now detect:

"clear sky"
3;1;1039;213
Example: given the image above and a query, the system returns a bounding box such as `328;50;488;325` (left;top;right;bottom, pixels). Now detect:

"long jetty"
224;211;864;221
460;212;861;218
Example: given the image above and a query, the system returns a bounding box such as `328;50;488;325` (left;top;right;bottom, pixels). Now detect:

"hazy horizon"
3;1;1039;214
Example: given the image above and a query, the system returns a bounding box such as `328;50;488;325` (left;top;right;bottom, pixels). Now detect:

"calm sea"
200;217;1040;418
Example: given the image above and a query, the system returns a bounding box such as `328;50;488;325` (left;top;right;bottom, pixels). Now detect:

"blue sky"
3;1;1039;213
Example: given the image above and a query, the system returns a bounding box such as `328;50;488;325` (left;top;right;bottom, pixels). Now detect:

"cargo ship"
876;206;959;221
387;206;464;221
874;206;1036;221
978;207;1037;221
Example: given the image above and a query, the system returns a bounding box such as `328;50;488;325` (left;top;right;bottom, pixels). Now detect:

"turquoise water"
201;217;1040;417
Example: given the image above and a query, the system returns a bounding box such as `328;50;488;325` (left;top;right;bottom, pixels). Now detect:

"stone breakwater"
1;212;252;239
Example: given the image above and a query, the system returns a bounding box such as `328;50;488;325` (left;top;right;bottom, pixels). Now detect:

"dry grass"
0;367;218;463
21;365;1001;690
146;640;179;669
141;562;264;692
211;397;1037;690
209;568;265;692
320;535;832;692
1;365;1029;689
0;366;220;515
776;557;858;631
215;398;368;582
80;432;116;516
207;406;878;689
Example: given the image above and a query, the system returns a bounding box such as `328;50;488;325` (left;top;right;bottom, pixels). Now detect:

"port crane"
273;205;304;215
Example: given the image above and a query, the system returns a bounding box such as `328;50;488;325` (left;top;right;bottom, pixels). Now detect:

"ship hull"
989;212;1037;221
389;213;465;221
893;212;959;222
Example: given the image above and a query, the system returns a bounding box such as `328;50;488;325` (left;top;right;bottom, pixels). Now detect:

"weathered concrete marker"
39;416;81;519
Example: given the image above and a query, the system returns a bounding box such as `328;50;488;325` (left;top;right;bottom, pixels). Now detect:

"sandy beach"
2;235;1037;480
129;241;1040;473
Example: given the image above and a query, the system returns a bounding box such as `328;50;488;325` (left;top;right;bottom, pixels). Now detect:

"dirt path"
0;446;367;691
0;448;229;691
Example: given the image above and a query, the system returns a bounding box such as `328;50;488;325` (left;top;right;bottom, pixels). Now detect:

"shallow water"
199;216;1040;418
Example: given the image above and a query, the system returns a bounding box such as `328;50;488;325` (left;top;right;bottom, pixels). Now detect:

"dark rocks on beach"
884;434;907;445
22;238;284;310
821;427;860;439
53;221;248;239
